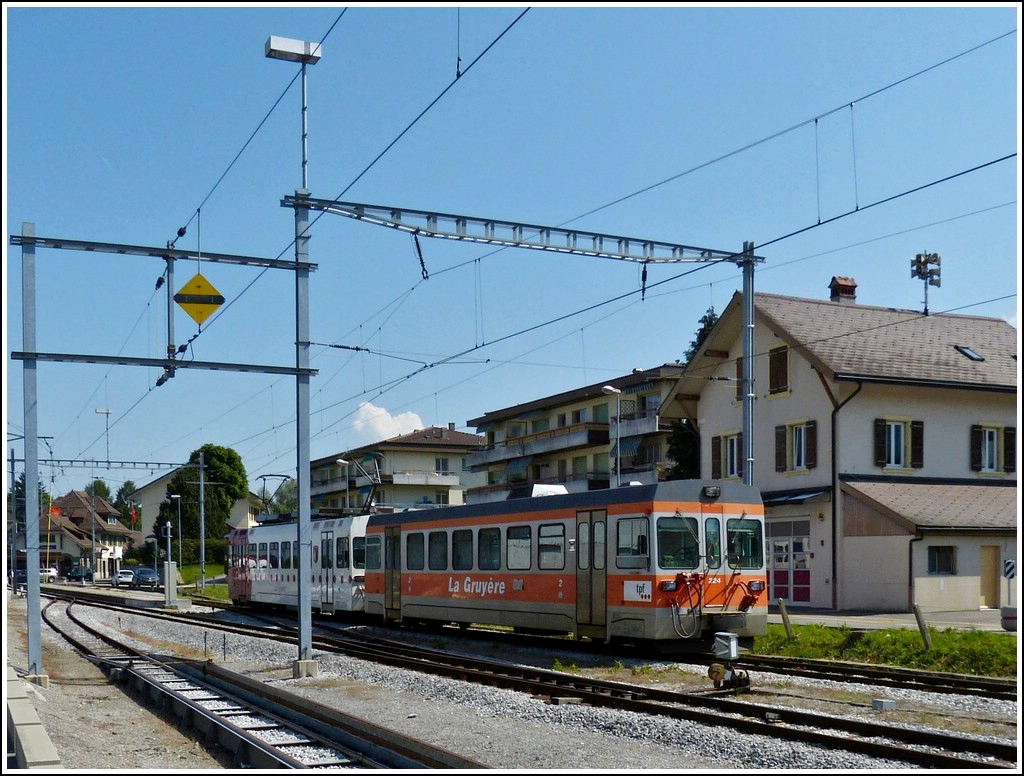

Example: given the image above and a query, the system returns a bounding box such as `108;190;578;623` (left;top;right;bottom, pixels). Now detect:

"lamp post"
170;494;182;570
602;386;622;488
267;33;321;670
95;408;111;465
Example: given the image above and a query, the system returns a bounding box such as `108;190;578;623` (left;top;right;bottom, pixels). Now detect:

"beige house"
34;490;135;580
666;277;1017;612
311;424;486;513
465;365;685;504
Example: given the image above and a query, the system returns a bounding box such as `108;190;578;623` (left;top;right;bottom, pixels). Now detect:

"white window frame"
791;424;807;470
981;427;999;472
885;420;906;468
725;433;741;479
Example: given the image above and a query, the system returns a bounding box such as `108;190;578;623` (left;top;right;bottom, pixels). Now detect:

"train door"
575;509;607;640
384;526;402;619
321;530;335;613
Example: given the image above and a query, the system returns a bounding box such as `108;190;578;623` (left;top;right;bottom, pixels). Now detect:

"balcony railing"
468;422;610;466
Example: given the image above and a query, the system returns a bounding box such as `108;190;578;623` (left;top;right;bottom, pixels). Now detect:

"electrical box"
713;632;739;661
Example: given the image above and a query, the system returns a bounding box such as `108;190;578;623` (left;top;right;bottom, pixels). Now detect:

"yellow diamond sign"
175;272;224;325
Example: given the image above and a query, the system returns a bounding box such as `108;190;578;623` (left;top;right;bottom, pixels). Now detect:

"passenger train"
227;480;767;653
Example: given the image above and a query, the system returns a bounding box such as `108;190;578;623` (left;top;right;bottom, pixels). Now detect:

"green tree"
113;480;137;523
268;477;297;514
684;306;718;364
667;306;719;480
8;472;49;527
160;444;247;560
84;478;111;501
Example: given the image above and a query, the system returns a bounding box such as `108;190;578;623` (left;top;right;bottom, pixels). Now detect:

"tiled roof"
756;292;1017;389
842;480;1017;530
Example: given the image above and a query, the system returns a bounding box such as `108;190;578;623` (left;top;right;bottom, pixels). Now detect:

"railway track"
60;599;1018;770
734;653;1018;701
37;600;486;769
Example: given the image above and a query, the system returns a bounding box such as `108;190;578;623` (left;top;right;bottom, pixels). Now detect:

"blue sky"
4;3;1020;499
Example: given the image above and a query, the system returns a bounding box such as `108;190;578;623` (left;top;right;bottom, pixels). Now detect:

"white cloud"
350;402;423;446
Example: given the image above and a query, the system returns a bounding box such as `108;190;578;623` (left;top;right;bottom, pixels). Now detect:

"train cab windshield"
726;517;764;569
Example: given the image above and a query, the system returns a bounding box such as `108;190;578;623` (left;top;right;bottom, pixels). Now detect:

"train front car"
363;479;766;653
634;480;767;653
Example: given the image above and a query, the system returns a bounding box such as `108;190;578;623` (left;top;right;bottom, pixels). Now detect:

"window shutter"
734;358;743;402
1005;427;1016;473
969;425;983;471
711;436;722;479
873;419;886;466
775;425;787;472
806;420;817;469
737;433;744;478
910;420;924;469
769;348;788;394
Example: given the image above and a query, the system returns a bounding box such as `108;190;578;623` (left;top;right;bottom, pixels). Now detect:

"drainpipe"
831;380;863;610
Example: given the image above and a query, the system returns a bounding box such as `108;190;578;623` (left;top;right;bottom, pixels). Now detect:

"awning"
625;382;653;394
505;456;533;477
611;435;644;458
762;489;828;506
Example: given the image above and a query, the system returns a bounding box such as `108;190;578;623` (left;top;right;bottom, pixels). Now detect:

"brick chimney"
828;276;857;304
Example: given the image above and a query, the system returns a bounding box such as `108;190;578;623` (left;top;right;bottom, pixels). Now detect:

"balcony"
390;470;461;487
467;423;610;467
612;410;661;439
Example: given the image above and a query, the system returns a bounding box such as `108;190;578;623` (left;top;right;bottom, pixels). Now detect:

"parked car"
66;566;94;583
130;567;159;589
112;569;135;587
40;567;59;583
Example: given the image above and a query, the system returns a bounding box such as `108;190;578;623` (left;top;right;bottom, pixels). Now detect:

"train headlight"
659;580;679;592
748;580;765;593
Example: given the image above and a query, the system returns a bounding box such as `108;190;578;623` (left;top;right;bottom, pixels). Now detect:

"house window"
572;456;587;476
557;413;567;428
927;546;956;575
711;433;743;479
775;421;817;472
434;491;449;506
971;425;1016;474
873;418;924;469
531;418;550;434
768;346;789;395
572;408;587;424
435;457;449;474
734;357;743;402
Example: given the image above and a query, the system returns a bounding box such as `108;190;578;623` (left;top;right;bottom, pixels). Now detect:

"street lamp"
95;408;111;465
602;386;622;488
170;494;182;570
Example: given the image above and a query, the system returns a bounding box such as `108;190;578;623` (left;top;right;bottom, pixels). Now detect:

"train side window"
248;543;257;569
705;518;722;569
292;541;300;570
407;532;425;571
281;541;292;569
365;536;381;570
538;523;565;570
353;537;366;569
269;542;280;569
726;518;765;569
258;542;268;569
337;537;348;568
478;527;501;570
506;525;531;570
452;529;474;570
428;531;448;570
578;521;590;570
615;517;650;569
656;515;699;569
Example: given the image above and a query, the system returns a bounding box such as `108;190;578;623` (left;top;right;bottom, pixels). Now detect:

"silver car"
112;569;135;587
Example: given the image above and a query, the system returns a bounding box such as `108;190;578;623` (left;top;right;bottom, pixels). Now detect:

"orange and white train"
227;480;767;653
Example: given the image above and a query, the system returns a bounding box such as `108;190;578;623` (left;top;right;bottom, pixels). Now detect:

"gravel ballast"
6;593;1016;771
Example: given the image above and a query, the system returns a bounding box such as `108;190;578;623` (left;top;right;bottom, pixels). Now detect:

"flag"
131;504;138;527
